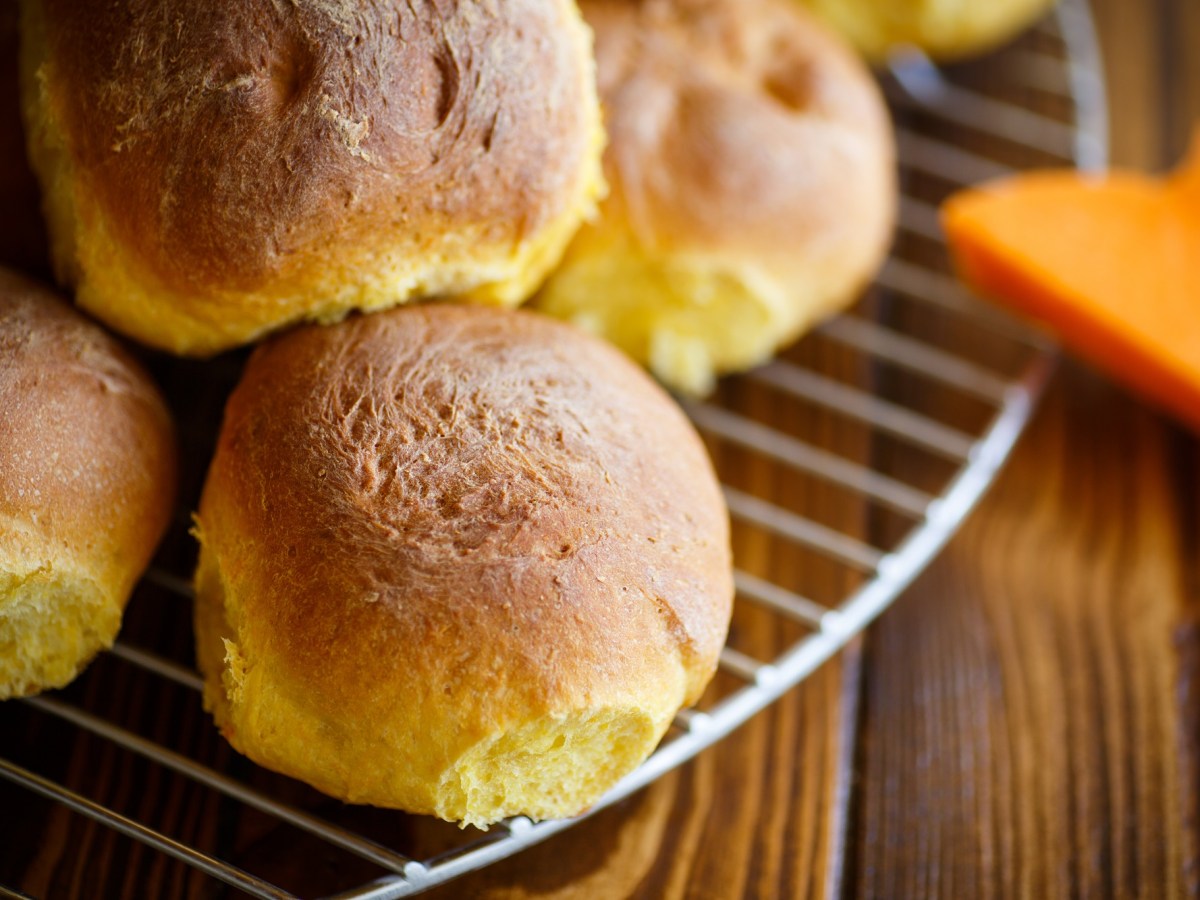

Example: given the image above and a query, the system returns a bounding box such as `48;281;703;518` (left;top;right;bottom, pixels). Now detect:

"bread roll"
19;0;604;356
194;305;732;827
800;0;1057;61
536;0;895;395
0;269;176;700
0;4;47;275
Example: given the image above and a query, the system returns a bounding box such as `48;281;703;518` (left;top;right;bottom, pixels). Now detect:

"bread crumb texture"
0;566;112;699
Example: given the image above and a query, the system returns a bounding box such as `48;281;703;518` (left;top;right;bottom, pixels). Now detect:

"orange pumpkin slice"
942;139;1200;431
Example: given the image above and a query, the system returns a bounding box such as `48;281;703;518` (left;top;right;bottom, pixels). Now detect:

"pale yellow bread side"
800;0;1057;61
194;543;671;825
0;534;114;699
540;226;862;396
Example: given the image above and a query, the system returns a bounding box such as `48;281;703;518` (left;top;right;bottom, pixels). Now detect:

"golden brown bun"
800;0;1057;61
20;0;604;356
537;0;895;395
194;305;733;827
0;268;176;699
0;5;48;275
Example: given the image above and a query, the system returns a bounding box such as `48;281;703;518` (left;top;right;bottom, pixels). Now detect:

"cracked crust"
20;0;604;354
193;304;732;825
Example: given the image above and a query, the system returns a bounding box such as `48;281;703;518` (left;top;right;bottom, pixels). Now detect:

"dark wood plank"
851;370;1200;899
849;1;1200;897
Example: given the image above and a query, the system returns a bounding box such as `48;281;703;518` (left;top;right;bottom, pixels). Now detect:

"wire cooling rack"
0;2;1108;897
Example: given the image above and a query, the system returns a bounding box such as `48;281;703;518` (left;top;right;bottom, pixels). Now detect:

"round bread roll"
0;4;47;275
0;268;176;700
800;0;1057;61
536;0;895;395
19;0;604;356
193;305;733;827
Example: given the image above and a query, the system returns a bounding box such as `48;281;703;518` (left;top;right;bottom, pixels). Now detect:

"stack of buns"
1;0;1045;827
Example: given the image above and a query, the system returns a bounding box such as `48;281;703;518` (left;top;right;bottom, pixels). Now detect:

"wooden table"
3;1;1198;897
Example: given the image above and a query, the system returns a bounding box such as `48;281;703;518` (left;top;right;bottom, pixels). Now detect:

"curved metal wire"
0;2;1108;897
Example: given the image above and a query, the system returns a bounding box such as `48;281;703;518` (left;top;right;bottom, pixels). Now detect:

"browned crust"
580;0;894;266
196;305;732;788
0;267;176;598
30;0;597;294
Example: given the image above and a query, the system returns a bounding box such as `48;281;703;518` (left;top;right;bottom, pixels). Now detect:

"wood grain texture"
849;2;1200;897
850;369;1199;899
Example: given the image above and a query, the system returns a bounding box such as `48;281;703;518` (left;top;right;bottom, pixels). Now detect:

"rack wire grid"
0;2;1109;897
